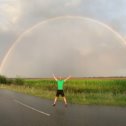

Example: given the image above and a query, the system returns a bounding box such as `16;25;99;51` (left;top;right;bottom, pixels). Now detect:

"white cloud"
1;0;126;77
1;17;126;77
0;0;22;32
1;1;21;23
0;15;10;32
65;0;82;7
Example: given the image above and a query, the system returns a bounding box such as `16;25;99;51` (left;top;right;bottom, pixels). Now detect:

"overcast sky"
0;0;126;77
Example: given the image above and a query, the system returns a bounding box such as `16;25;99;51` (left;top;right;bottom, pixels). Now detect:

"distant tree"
0;75;7;84
14;77;24;85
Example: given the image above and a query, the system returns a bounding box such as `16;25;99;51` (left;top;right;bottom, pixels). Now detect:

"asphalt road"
0;89;126;126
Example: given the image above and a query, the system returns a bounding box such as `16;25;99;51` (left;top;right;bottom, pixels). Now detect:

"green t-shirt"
57;80;64;90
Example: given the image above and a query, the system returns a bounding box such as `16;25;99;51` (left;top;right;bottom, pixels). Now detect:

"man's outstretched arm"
53;74;58;81
64;75;71;82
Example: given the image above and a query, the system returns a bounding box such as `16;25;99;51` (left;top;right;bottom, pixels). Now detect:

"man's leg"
63;97;67;104
61;90;67;106
54;97;58;104
63;97;67;106
53;97;58;106
53;90;59;106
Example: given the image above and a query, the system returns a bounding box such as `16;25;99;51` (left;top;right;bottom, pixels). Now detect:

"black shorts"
56;90;65;97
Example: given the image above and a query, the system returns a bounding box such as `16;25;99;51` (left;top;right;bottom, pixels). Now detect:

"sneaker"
52;103;56;107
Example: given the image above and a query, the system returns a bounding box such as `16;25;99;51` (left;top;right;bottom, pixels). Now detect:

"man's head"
59;76;62;80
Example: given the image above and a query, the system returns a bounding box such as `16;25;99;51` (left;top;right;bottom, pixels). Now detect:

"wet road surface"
0;89;126;126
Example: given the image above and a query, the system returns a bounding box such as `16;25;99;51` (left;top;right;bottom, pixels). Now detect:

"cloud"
79;0;126;38
0;0;22;32
65;0;82;7
1;17;126;77
1;0;21;23
1;0;126;77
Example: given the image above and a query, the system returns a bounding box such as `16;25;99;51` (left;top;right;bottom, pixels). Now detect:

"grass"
0;78;126;106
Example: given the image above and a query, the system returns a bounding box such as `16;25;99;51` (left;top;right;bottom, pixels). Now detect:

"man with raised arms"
52;74;71;107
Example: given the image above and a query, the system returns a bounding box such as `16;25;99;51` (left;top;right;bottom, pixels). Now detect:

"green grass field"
0;77;126;106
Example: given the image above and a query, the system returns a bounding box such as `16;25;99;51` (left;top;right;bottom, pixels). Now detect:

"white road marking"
14;99;50;116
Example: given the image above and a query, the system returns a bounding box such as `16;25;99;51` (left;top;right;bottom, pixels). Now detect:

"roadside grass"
0;78;126;106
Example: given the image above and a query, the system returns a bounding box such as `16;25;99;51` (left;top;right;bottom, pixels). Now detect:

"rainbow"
0;15;126;73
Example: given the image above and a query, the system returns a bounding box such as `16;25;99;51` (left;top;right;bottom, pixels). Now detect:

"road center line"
14;99;50;116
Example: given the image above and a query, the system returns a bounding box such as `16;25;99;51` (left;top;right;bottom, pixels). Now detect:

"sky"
0;0;126;77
